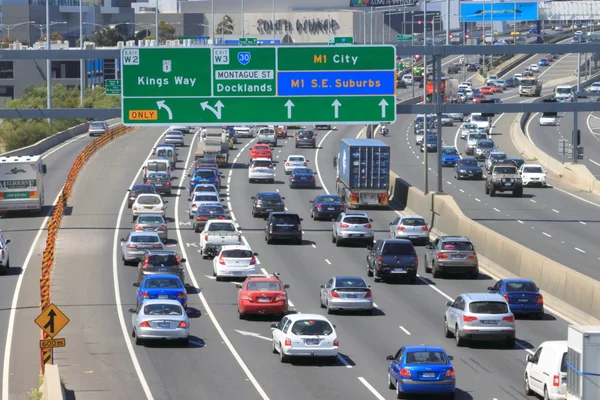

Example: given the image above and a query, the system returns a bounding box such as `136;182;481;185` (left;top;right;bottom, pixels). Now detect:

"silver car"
460;123;479;139
484;151;507;172
170;125;191;134
389;215;429;245
120;231;164;265
88;121;109;136
192;183;219;196
444;293;516;348
424;236;479;278
332;212;374;247
188;193;223;218
134;214;168;243
319;276;373;314
464;132;488;155
164;130;185;147
440;114;454;126
130;299;189;346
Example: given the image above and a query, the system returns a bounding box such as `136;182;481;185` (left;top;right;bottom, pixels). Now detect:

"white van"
470;112;491;133
142;158;171;181
257;127;277;147
153;145;177;169
402;74;413;85
555;85;574;102
524;340;567;400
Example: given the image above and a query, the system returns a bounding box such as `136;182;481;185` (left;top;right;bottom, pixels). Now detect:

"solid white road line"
357;377;387;400
315;129;334;194
399;326;411;335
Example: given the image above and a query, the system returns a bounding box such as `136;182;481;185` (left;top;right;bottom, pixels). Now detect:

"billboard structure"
459;2;539;22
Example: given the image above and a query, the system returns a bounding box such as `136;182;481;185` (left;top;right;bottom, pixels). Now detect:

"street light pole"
241;0;244;38
80;0;84;107
155;2;159;46
445;0;450;45
46;0;51;125
423;0;428;194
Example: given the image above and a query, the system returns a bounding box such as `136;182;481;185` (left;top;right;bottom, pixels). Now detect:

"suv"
366;239;418;283
295;130;316;148
0;232;11;274
264;212;303;244
137;250;186;285
332;212;374;247
484;151;507;172
424;236;478;278
485;164;523;197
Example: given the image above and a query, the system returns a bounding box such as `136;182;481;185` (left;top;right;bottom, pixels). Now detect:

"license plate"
408;236;418;239
349;234;362;237
518;299;529;303
392;268;406;273
145;206;153;209
158;295;169;299
258;298;270;303
451;254;466;259
345;294;357;298
266;209;273;212
305;339;320;345
157;322;170;328
327;207;335;211
157;267;168;272
231;271;243;275
505;183;512;186
422;373;436;378
468;171;473;174
481;320;498;324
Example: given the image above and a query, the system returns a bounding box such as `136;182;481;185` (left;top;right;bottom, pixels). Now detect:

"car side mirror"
281;197;286;200
314;172;318;175
270;323;278;329
188;198;192;201
42;165;47;174
222;205;228;209
389;222;393;225
120;238;125;242
386;355;395;361
180;258;187;263
127;189;131;192
284;284;290;289
487;287;494;291
299;218;303;221
446;301;453;307
163;201;168;204
251;196;255;200
233;282;243;288
128;308;136;313
425;244;433;249
526;354;532;363
133;282;139;287
4;239;10;244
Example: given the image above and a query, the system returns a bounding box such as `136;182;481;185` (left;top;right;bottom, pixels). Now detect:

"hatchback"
284;155;308;174
264;212;303;244
424;236;479;278
332;212;374;247
133;214;168;242
164;130;184;146
289;167;317;188
319;276;373;314
295;130;316;148
309;194;345;220
127;184;157;208
488;278;544;318
193;205;228;232
389;215;429;245
251;192;285;217
212;245;259;281
130;299;189;346
136;250;186;285
132;194;166;218
474;139;496;160
248;158;275;183
120;232;164;265
237;273;290;319
146;172;172;196
444;293;516;348
249;144;272;161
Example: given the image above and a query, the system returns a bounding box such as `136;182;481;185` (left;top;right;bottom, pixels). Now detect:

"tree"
216;15;234;35
159;21;176;41
91;27;124;46
40;32;64;41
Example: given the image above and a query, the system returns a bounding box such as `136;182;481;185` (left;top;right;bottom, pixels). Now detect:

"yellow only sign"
34;303;69;339
128;110;158;120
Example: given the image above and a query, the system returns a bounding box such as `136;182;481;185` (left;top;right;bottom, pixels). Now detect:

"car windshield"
342;216;369;225
401;218;426;226
207;223;235;232
289;157;305;162
253;160;272;167
405;351;448;364
471;114;487;122
505;282;538;292
441;241;474;251
137;216;164;224
382;242;416;255
556;88;571;94
471;134;487;141
443;148;459;155
290;320;333;336
194;171;215;178
156;149;173;158
143;303;183;315
258;193;281;201
293;168;312;174
222;249;253;258
131;235;160;243
148;173;168;180
464;124;478;129
494;166;517;174
272;215;300;224
246;280;282;291
145;278;181;289
194;195;218;202
148;254;178;266
458;159;478;167
299;132;314;138
132;185;155;194
317;196;342;203
491;154;507;161
146;162;167;171
195;186;217;192
523;166;544;173
478;141;494;149
469;301;509;314
90;122;105;129
137;196;161;205
335;278;367;288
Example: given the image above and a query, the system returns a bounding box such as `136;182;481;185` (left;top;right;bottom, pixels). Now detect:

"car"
489;97;502;103
170;125;191;134
472;94;486;103
489;85;502;94
550;53;558;60
488;279;544;318
448;112;464;122
289;167;317;189
527;64;539;72
519;164;547;187
164;130;185;147
284;155;307;174
189;168;220;191
479;86;493;95
319;276;373;314
295;130;317;148
424;236;479;278
504;158;525;169
130;299;189;346
135;274;187;308
539;112;558;126
484;151;508;172
460;123;479;139
0;233;11;274
234;126;253;138
454;158;484;180
133;214;168;243
88;120;109;136
444;293;516;348
192;183;219;196
386;346;456;398
194;157;219;171
544;55;553;62
188;193;223;219
440;114;454;126
513;73;523;83
396;78;407;88
237;273;290;319
332;212;374;247
588;82;600;93
256;126;278;147
153;144;177;169
553;25;564;31
264;212;303;244
127;184;158;209
366;238;418;283
136;250;186;286
486;164;524;197
420;133;439;153
309;194;345;221
142;158;172;182
249;144;272;161
212;245;258;281
524;341;568;400
145;172;172;196
388;215;429;245
248;158;275;183
120;231;164;265
441;147;461;167
474;139;496;161
193;204;228;232
275;125;288;138
251;191;285;218
270;314;339;363
493;79;507;89
132;194;166;218
314;124;332;130
464;132;488;155
539;58;549;66
504;77;518;87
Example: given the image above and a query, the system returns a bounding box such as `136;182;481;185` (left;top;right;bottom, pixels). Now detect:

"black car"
146;172;172;196
467;63;479;72
454;158;484;180
251;191;286;218
264;212;303;244
505;158;525;169
447;64;460;74
127;184;158;208
420;134;438;153
295;130;316;148
137;250;186;286
193;204;229;232
366;239;418;284
396;79;407;88
309;194;345;220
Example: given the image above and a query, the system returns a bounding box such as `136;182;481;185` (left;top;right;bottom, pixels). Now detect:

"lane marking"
399;326;411;335
311;244;316;248
542;232;552;237
475;198;481;202
517;220;524;224
315;129;335;194
459;189;465;193
493;207;500;212
590;159;600;167
325;259;331;265
575;247;586;254
530;199;536;203
551;209;559;213
580;221;587;225
357;377;386;400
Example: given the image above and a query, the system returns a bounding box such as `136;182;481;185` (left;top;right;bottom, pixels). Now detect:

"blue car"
441;147;461;167
289;167;317;188
310;194;345;220
539;58;549;66
488;278;544;319
387;346;456;398
136;274;187;309
189;168;220;191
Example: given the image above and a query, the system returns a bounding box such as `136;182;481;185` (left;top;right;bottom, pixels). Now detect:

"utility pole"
573;52;581;163
46;0;51;125
436;55;443;194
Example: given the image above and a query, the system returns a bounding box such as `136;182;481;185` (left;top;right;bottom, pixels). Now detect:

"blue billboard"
459;2;538;22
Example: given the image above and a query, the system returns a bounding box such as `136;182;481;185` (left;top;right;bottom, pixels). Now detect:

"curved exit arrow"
157;100;173;120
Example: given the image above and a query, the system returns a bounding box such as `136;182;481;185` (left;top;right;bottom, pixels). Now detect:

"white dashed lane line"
325;259;332;265
399;326;411;335
493;208;500;212
552;209;560;213
542;232;552;237
575;247;586;254
517;220;524;224
475;198;481;202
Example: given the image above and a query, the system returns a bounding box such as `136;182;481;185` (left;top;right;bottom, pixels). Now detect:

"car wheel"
455;326;465;347
444;319;454;338
408;275;417;284
366;263;373;277
135;336;143;346
524;374;534;396
326;303;333;314
272;340;278;354
331;233;336;243
279;345;288;363
215;275;222;282
505;338;516;348
131;327;136;338
373;271;381;283
536;311;544;320
396;382;406;399
543;385;550;400
266;235;273;245
470;269;479;279
181;337;189;346
335;236;342;247
424;258;432;273
432;264;441;278
388;372;395;389
490;187;496;197
239;311;245;319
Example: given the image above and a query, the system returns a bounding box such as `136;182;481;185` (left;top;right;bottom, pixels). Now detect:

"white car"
402;74;413;85
588;82;600;93
132;194;166;218
519;164;547;187
448;113;465;122
271;313;339;363
234;126;253;138
440;114;454;126
460;123;479;139
0;232;11;274
415;132;425;145
527;64;540;73
513;73;523;83
525;341;567;400
284;155;307;174
460;81;472;87
248;158;275;183
539;113;558;126
192;183;219;196
212;245;258;281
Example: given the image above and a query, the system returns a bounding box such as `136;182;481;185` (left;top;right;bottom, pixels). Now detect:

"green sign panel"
4;191;32;199
105;79;121;95
329;36;354;45
121;45;396;126
239;37;257;46
397;34;413;42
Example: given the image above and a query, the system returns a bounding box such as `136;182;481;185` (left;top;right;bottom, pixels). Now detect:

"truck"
195;128;229;167
199;220;243;259
336;138;390;209
425;77;460;103
0;155;47;213
519;77;542;97
554;84;574;102
566;325;600;400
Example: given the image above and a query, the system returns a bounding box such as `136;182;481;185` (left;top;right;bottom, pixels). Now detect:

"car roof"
257;191;280;196
269;212;299;217
194;168;217;172
252;158;272;162
144;250;177;256
195;183;217;188
137;214;165;219
136;193;162;198
333;276;366;281
287;154;306;158
342;211;369;217
285;313;331;322
380;238;413;244
537;340;568;351
521;163;542;167
442;146;457;150
439;236;471;242
489;151;506;155
132;184;155;189
400;215;425;219
462;293;507;302
494;163;517;168
403;345;447;353
502;278;536;285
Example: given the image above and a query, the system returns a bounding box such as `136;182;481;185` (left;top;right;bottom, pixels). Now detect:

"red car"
479;86;493;95
490;85;502;94
545;55;553;62
237;274;290;319
249;144;272;161
275;126;287;138
472;94;486;103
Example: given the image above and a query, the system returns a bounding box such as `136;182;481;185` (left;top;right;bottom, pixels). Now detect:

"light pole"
155;3;159;46
0;21;34;42
80;0;84;107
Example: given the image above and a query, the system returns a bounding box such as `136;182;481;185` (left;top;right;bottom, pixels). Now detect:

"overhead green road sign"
239;37;257;46
397;34;413;42
277;46;395;71
329;36;354;45
105;79;121;95
213;47;276;97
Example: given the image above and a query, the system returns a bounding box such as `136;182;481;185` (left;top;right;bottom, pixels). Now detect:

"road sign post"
105;79;121;95
558;138;568;163
121;45;396;126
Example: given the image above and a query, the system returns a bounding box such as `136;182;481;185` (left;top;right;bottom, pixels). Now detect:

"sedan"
127;184;157;208
460;123;479;139
146;172;172;196
528;64;540;72
192;183;219;196
137;250;186;286
237;274;289;319
164;130;185;147
488;278;544;319
387;346;456;398
539;58;549;66
284;155;307;174
188;193;223;219
248;158;275;183
130;299;189;346
472;94;486;103
440;114;454;126
420;134;438;153
193;205;229;232
135;274;187;308
289;167;317;188
493;79;507;89
389;215;429;245
441;147;461;167
212;245;258;281
489;85;502;94
132;194;166;218
133;214;168;243
479;87;493;95
319;276;373;314
88;120;109;136
251;191;285;218
120;231;164;265
309;194;345;220
454;158;484;180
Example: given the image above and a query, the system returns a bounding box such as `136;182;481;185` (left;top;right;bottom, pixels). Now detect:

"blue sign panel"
277;71;396;96
459;2;538;22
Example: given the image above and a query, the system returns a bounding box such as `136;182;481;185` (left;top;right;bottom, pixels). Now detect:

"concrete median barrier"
41;364;65;400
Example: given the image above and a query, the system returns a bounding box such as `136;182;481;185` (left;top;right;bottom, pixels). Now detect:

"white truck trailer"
566;325;600;400
0;155;47;212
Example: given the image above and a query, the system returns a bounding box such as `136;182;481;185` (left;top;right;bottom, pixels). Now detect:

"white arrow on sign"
332;99;342;119
186;243;197;248
201;100;224;120
284;100;295;119
234;329;272;342
179;222;191;226
378;99;389;119
157;100;173;120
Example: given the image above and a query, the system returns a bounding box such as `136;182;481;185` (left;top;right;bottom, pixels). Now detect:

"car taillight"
397;226;406;231
249;254;256;265
178;321;188;328
177;292;186;299
146;181;151;185
446;368;455;378
166;181;171;186
377;256;382;264
142;258;149;268
157;226;167;231
214;180;219;184
152;244;162;248
537;295;543;304
553;375;560;387
275;293;286;301
204;235;208;242
340;223;349;228
463;315;478;322
161;207;165;211
197;216;207;221
422;226;429;231
316;205;322;210
503;315;515;323
310;176;315;181
503;293;509;301
218;254;226;265
291;175;295;180
349;193;359;202
285;162;290;166
190;179;194;183
467;253;476;259
284;338;292;346
330;290;340;298
238;234;242;243
437;252;449;259
134;224;142;231
126;243;138;248
140;292;149;299
139;321;150;327
364;290;372;299
303;162;307;166
364;224;371;228
333;339;339;347
399;368;411;378
132;205;137;211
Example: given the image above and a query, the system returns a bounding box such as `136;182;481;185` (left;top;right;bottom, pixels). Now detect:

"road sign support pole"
436;55;444;194
573;52;582;163
370;7;373;45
